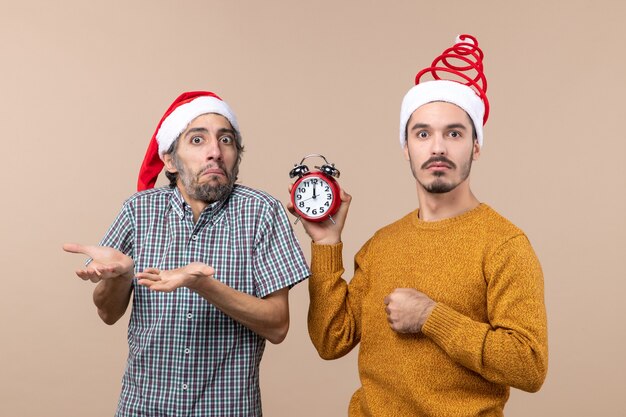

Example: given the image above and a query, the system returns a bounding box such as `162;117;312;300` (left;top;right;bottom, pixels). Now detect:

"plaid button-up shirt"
99;185;309;417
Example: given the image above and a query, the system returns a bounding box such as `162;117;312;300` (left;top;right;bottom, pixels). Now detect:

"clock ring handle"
295;154;340;179
298;153;330;166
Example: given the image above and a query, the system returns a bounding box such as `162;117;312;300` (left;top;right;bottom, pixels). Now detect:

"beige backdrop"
1;0;625;416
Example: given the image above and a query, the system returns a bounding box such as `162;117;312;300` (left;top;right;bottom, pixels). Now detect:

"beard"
423;178;460;194
173;156;239;204
416;153;473;194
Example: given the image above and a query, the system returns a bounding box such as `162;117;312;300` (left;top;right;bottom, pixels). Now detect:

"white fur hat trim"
156;96;240;157
399;80;485;148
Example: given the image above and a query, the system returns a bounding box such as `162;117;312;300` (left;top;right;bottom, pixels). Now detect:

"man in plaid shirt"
64;91;310;416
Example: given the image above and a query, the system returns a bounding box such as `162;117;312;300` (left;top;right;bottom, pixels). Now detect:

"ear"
163;153;178;173
403;143;410;161
472;139;481;161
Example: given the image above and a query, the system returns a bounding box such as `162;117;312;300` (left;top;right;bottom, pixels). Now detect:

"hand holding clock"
288;154;347;243
288;186;352;245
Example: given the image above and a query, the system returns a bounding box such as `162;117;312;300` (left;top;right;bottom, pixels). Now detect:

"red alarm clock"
289;154;341;223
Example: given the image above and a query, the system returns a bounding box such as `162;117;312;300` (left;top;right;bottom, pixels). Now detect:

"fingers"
286;185;296;214
74;263;127;282
384;288;433;334
138;278;176;293
340;188;352;203
76;268;103;283
137;279;156;288
137;278;157;289
63;243;102;261
327;188;351;226
63;243;90;255
338;189;352;211
199;265;215;277
135;271;161;282
136;272;164;291
384;295;394;320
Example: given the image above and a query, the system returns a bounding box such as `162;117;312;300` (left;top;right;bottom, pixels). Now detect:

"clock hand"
312;183;317;199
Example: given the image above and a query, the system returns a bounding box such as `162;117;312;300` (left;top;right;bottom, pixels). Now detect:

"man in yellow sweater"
290;35;548;416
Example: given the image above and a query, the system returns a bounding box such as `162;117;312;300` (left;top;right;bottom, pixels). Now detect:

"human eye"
219;135;234;145
190;135;204;144
416;131;429;139
448;130;462;139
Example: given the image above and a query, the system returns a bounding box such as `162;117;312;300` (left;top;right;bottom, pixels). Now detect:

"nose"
430;133;447;155
205;136;223;161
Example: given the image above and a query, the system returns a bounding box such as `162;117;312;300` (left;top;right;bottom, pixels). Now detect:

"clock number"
325;201;330;207
305;207;310;213
312;209;318;215
320;207;325;213
296;194;302;200
299;187;306;193
327;194;332;200
298;201;304;208
324;186;330;192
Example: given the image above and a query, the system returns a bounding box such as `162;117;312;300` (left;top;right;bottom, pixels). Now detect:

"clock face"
293;175;336;220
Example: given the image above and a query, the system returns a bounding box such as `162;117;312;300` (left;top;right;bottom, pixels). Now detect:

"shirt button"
191;235;198;241
186;313;193;319
184;348;191;354
182;384;188;390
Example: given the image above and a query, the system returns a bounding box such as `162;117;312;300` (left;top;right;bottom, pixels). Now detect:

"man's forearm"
93;277;133;325
191;279;290;344
422;303;548;392
308;242;365;360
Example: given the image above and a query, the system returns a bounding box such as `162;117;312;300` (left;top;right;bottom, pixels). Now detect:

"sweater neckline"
410;203;489;230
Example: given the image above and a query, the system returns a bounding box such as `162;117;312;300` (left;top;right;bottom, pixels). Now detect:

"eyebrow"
185;127;209;137
410;123;430;132
184;127;236;137
445;123;468;131
409;123;468;131
217;128;237;136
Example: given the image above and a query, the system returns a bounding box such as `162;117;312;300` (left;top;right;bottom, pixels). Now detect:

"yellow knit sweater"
309;204;548;417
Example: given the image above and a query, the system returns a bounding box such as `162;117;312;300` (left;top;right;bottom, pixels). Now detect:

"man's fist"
384;288;436;333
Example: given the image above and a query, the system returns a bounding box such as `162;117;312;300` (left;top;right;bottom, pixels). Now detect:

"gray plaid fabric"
99;185;309;416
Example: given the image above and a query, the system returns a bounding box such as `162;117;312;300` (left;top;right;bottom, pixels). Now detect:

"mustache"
197;161;228;177
421;156;456;170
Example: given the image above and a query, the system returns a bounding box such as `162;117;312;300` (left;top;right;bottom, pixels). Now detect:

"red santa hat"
137;91;240;191
400;34;489;148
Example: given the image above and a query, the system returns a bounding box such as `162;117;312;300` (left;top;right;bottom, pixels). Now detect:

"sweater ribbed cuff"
311;242;344;274
422;303;467;347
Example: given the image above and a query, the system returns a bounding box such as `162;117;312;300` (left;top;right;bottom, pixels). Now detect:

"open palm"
63;243;134;283
136;262;215;292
